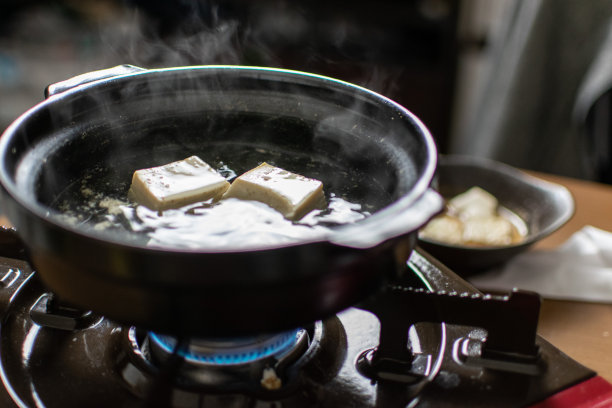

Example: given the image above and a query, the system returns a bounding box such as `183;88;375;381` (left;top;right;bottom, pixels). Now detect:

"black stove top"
0;251;596;407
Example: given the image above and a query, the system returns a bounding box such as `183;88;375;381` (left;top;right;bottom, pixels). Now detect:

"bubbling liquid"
56;165;370;250
124;195;366;250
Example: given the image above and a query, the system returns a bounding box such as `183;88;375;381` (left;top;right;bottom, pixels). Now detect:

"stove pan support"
357;250;542;378
29;293;101;331
355;286;544;393
354;250;597;407
373;286;542;370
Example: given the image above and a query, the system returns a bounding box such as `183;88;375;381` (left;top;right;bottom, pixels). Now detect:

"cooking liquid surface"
56;162;371;250
123;195;366;250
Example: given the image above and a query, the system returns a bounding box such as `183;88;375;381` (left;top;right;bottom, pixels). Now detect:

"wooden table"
526;172;612;382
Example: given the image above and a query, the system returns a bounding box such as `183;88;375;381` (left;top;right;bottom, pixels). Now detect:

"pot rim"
0;65;439;253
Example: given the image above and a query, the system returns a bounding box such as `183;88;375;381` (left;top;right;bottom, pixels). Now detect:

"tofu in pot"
128;156;230;211
222;162;325;220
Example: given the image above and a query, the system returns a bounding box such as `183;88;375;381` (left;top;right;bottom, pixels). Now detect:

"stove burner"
0;251;599;407
119;323;324;400
148;329;302;366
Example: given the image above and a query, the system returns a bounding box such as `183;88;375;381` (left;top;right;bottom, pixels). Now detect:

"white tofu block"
448;186;498;220
419;214;463;245
222;162;325;220
462;215;515;246
128;156;230;211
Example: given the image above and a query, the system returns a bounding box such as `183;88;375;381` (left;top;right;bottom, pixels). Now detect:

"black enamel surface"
0;252;595;407
0;66;439;336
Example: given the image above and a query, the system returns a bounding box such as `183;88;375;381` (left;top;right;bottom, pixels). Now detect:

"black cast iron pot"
0;65;441;337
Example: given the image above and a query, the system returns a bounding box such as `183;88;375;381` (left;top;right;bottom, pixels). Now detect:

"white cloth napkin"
469;226;612;303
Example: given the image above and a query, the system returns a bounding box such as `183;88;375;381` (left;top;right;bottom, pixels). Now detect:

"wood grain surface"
529;172;612;381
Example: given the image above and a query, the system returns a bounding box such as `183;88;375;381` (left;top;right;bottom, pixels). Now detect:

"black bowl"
418;155;574;275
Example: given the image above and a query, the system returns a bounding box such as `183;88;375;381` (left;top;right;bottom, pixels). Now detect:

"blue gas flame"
149;330;300;365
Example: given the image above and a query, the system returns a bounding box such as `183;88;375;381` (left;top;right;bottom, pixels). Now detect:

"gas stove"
0;249;603;407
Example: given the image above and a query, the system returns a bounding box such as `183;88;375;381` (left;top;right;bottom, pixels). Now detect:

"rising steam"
101;2;268;68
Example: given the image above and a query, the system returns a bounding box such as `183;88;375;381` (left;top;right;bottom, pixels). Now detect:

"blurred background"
1;0;611;181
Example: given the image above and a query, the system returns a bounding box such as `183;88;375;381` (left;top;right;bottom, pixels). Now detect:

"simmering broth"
55;159;373;250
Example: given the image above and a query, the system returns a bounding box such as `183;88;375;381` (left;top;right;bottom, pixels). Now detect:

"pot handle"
45;64;146;98
329;188;444;249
